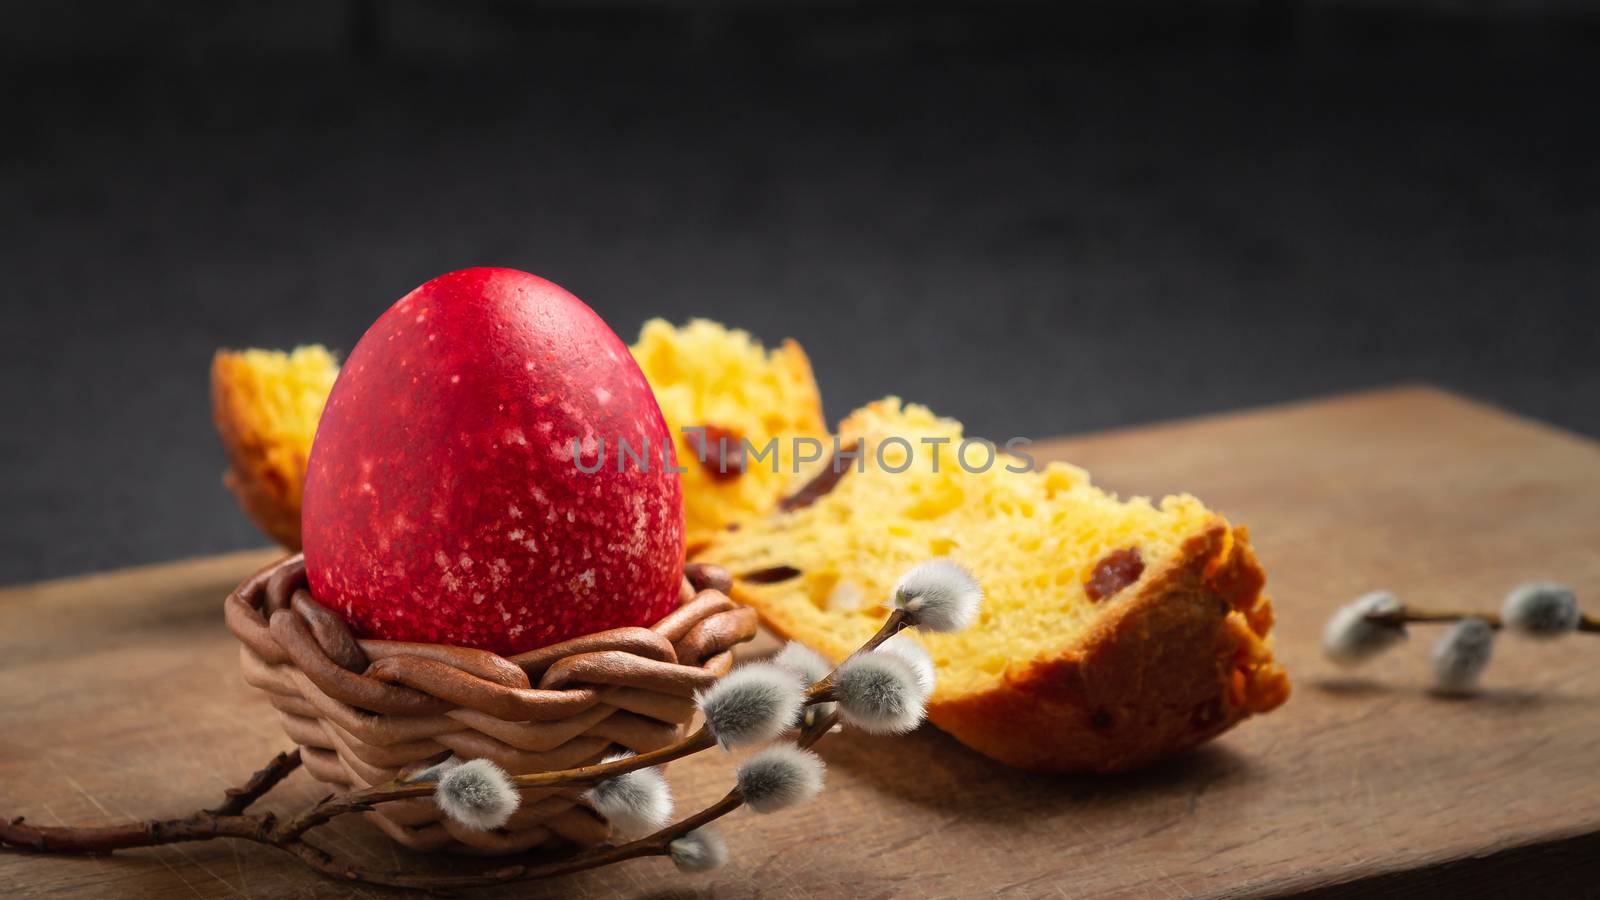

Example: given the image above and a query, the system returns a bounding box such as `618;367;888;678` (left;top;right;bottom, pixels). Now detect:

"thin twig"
206;749;302;816
0;812;273;854
1365;607;1600;633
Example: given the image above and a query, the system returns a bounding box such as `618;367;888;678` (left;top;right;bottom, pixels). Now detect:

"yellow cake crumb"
211;346;340;548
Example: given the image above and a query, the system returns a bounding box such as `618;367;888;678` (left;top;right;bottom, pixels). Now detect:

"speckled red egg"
301;267;684;655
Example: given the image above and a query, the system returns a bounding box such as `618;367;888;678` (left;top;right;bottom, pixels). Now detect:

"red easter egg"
301;267;684;655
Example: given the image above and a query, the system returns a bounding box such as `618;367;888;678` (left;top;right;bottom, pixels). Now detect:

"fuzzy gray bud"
833;651;927;734
1323;591;1406;666
890;559;982;633
773;641;833;687
696;662;805;749
584;752;673;839
876;632;936;700
773;641;839;727
668;827;728;872
1501;582;1580;638
435;758;518;831
403;755;461;784
1432;618;1495;694
735;744;826;813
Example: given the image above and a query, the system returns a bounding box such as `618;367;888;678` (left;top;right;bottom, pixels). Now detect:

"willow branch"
0;813;273;855
274;726;717;843
206;749;302;816
1365;607;1600;633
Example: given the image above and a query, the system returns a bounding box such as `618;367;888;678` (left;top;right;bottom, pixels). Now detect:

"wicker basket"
225;555;756;855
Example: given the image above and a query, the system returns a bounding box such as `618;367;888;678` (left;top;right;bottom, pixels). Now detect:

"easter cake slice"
700;398;1290;773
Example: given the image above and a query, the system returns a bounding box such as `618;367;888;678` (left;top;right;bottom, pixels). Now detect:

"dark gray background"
4;1;1597;585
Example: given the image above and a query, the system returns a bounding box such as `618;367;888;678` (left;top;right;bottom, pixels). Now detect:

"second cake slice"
700;398;1290;773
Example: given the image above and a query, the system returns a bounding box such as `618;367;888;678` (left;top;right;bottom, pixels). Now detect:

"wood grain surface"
3;385;1598;898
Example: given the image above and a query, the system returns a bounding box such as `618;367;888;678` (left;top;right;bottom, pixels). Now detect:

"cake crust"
718;521;1288;774
926;523;1288;773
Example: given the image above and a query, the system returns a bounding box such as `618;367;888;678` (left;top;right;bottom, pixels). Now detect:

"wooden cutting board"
3;385;1598;899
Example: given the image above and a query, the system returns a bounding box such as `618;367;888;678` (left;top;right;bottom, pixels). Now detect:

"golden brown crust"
927;523;1288;773
719;520;1288;774
775;338;821;407
210;353;304;550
